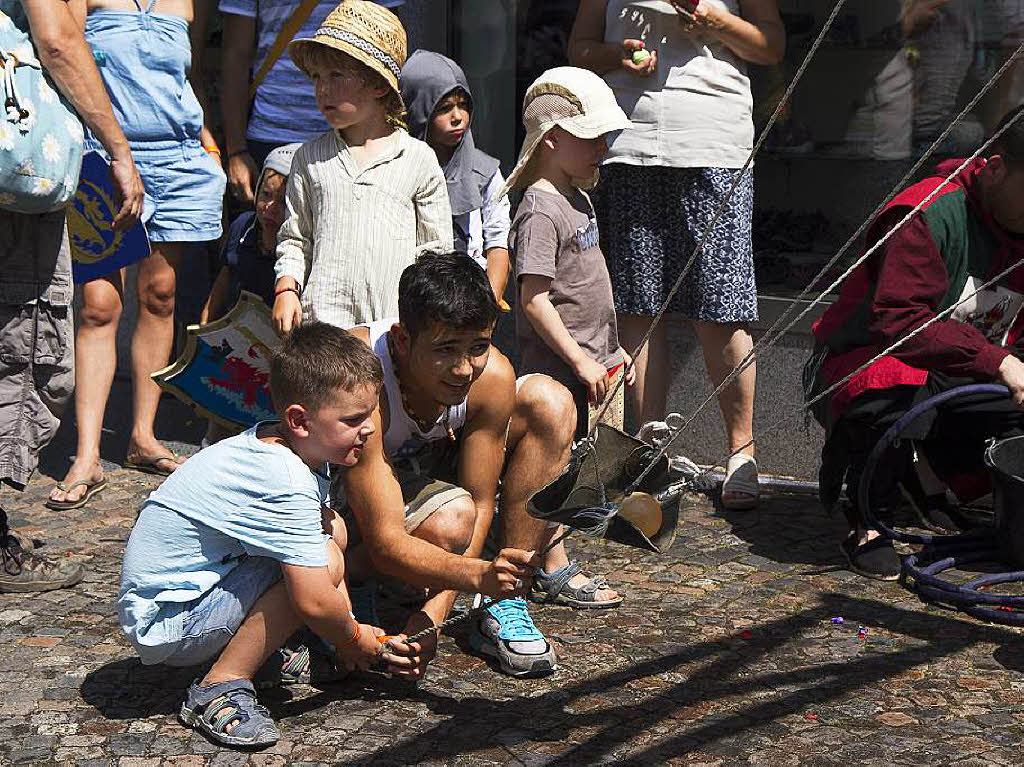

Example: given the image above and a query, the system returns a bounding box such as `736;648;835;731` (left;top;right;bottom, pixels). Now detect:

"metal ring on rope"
853;383;1024;625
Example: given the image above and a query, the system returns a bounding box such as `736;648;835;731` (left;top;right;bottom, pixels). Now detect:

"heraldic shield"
153;292;279;428
527;423;679;553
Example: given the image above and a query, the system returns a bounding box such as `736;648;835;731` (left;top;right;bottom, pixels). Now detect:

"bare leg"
202;536;347;687
617;313;670;426
693;321;756;458
49;273;124;504
128;242;184;472
500;376;617;601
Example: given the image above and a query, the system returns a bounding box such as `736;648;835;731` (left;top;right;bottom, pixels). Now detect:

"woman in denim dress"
48;0;226;509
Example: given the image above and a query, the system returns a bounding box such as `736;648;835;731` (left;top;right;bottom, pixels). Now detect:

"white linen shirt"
274;129;453;328
453;168;511;270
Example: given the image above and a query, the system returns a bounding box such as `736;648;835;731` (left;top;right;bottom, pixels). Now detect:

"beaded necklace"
388;335;456;442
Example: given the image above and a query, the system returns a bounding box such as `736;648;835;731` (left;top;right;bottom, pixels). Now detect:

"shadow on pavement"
713;494;849;568
80;657;199;719
357;594;1024;764
78;595;1023;761
38;379;206;481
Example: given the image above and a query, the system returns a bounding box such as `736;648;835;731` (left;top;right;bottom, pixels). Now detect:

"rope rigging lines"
631;105;1024;496
586;0;850;440
590;25;1024;495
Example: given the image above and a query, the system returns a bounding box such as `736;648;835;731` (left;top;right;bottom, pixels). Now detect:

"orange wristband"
274;285;300;298
338;620;361;647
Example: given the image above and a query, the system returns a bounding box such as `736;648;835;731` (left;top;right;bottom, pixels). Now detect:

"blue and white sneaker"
469;597;556;677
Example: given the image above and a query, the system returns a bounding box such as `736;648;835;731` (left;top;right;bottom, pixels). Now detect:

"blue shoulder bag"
0;4;84;213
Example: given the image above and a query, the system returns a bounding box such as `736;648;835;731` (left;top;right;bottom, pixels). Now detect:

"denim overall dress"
85;0;224;242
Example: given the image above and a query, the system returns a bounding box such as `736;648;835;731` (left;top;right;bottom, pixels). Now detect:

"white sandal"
721;454;759;510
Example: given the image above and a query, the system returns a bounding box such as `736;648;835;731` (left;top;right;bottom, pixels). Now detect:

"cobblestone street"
4;465;1024;765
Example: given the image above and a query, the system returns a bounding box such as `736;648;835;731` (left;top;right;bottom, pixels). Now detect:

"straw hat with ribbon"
289;0;407;99
497;66;631;199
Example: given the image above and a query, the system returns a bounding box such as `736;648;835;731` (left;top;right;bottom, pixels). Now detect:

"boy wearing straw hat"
272;0;453;334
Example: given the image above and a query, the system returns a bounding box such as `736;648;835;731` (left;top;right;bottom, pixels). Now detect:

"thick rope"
647;252;1024;497
627;105;1024;492
587;0;849;437
678;41;1024;434
392;526;578;647
679;41;1024;434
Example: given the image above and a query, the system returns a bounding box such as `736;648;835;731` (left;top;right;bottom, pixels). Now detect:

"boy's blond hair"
293;44;407;130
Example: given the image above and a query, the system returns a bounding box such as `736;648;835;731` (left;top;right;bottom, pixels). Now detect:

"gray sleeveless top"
602;0;754;169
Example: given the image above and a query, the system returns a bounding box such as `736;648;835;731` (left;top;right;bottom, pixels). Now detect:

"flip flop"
44;478;107;511
124;452;182;477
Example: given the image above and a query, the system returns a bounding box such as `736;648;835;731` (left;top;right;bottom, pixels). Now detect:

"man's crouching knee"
515;374;577;453
412;492;477;555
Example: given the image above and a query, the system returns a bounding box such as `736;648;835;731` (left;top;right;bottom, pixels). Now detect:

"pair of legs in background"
49;244;186;506
595;164;759;509
50;136;225;506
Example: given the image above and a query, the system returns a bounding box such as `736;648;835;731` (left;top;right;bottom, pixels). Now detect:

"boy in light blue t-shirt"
118;322;388;747
119;320;540;749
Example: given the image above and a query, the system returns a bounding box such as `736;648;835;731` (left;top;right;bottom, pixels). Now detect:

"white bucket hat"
254;142;301;201
497;66;631;199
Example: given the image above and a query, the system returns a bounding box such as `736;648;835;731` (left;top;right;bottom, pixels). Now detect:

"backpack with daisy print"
0;2;84;213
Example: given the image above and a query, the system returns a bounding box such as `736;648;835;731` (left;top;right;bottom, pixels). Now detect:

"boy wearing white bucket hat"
503;67;636;609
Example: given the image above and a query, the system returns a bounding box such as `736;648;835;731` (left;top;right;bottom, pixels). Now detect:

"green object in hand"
632;49;651;65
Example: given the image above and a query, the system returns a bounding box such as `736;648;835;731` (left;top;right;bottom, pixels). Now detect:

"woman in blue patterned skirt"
569;0;783;509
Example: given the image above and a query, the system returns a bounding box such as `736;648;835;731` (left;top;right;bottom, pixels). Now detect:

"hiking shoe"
0;533;83;593
469;597;556;677
840;535;901;581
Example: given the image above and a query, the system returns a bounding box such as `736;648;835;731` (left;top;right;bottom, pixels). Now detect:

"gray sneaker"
469;597;556;677
0;533;83;593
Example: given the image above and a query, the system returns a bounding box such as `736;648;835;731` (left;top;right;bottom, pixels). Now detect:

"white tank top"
602;0;754;169
367;318;469;460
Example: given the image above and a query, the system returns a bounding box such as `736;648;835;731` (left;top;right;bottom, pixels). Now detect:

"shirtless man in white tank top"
344;254;620;678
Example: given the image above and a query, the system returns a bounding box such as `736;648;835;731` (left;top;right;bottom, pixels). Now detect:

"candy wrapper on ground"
152;292;279;428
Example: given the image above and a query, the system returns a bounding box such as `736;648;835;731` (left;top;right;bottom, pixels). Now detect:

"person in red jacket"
805;104;1024;580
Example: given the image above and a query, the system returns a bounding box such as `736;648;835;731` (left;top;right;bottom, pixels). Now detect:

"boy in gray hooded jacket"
401;50;511;305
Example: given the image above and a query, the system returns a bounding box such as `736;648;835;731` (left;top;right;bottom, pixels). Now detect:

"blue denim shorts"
85;139;225;244
158;555;282;668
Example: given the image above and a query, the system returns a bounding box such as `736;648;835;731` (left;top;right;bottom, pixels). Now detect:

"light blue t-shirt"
219;0;405;144
118;423;331;659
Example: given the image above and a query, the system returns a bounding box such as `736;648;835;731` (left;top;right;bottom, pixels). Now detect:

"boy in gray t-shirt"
502;68;634;439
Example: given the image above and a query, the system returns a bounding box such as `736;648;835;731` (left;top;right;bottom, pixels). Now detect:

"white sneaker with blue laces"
469;597;556;677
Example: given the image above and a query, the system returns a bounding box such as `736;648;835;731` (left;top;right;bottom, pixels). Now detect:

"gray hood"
400;50;496;218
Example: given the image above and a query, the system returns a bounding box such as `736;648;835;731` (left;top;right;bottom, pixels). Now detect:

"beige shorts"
339;465;470;547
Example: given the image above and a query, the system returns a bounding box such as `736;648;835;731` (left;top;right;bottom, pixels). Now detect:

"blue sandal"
529;561;623;609
179;678;279;748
